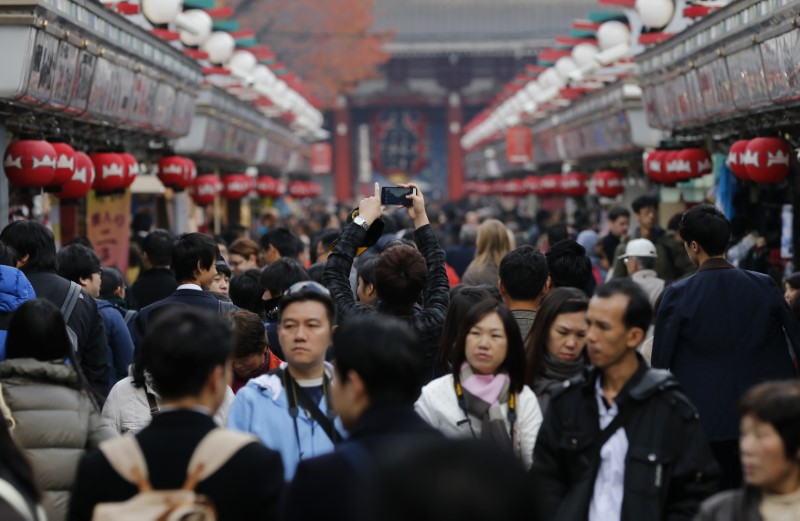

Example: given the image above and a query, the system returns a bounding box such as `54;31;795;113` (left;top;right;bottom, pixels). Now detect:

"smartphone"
381;186;416;206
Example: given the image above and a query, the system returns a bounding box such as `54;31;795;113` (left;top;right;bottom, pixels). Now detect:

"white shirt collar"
176;283;203;291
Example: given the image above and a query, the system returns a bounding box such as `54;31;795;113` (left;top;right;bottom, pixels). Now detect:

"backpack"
92;428;258;521
61;282;81;353
123;309;137;326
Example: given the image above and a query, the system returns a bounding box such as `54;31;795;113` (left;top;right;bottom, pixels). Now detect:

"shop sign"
86;190;131;273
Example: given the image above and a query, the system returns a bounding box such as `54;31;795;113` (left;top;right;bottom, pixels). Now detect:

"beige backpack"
92;429;258;521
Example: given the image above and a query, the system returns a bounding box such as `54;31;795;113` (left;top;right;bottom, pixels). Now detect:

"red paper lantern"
3;140;57;187
56;152;94;200
539;175;560;196
728;140;751;181
645;150;666;183
90;152;126;192
308;181;323;198
310;143;332;175
560;172;588;197
506;126;533;165
49;142;76;189
661;151;682;185
221;174;252;200
183;158;197;187
676;148;712;181
157;156;189;190
744;138;790;184
289;181;313;199
524;175;541;196
593;170;625;197
191;174;219;206
118;153;139;189
256;176;280;198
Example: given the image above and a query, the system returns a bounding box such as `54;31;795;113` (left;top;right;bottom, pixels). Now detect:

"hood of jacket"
0;358;80;389
0;266;35;313
247;361;335;405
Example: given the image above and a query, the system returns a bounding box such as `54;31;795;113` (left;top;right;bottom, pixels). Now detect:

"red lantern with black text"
118;153;139;189
56;152;94;200
3;140;57;187
222;174;252;200
676;148;712;181
744;138;791;184
49;142;76;189
728;140;751;181
191;174;219;206
91;152;126;192
560;172;588;197
157;156;188;190
593;170;624;197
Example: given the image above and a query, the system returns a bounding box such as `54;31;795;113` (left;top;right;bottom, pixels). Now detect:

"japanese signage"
86;190;131;272
371;109;427;175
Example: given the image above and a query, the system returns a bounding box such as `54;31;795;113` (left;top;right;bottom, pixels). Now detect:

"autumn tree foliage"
223;0;392;108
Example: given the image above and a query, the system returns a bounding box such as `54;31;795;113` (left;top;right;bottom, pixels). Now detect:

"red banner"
310;142;332;175
506;126;533;165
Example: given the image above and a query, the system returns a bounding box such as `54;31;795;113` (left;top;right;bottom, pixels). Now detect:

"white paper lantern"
597;21;631;51
178;9;212;47
202;32;236;65
636;0;675;29
142;0;182;25
252;65;277;86
538;68;564;89
227;51;257;76
571;43;599;68
525;81;540;97
555;57;578;80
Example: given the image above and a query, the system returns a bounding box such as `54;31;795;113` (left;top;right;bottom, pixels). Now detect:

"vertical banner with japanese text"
86;190;131;272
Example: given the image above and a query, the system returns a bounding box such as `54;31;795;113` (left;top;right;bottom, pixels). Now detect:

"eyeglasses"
284;280;332;298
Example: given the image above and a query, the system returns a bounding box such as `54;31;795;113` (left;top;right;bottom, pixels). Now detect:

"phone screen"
381;187;415;206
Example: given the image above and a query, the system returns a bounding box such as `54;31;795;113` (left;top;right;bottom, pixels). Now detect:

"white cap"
619;238;657;259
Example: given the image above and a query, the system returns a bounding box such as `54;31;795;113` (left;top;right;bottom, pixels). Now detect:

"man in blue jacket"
653;204;800;489
227;281;341;481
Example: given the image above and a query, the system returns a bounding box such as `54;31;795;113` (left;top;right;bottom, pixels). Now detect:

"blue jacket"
226;362;342;481
653;258;800;440
97;299;135;392
0;266;35;360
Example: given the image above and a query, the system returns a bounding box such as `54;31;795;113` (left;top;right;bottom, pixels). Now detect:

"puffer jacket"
0;266;35;360
0;358;117;521
226;362;343;481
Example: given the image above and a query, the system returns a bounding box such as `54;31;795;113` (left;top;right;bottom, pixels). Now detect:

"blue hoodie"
0;266;35;360
226;362;344;481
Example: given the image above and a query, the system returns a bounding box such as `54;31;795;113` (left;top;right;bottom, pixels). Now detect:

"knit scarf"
459;363;512;449
542;350;585;382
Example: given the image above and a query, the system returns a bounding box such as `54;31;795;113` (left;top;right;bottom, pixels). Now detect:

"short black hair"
259;227;299;258
231;309;268;359
307;262;325;284
375;245;427;311
142;229;174;267
608;206;631;221
545;240;591;293
679;204;730;256
666;212;683;232
0;221;58;272
57;244;101;284
172;233;218;283
100;266;124;299
632;195;659;214
546;223;569;245
0;242;17;267
436;286;497;373
142;307;232;400
311;228;340;263
278;285;336;326
5;299;74;362
594;278;652;333
785;272;800;291
356;255;379;287
739;380;800;460
333;315;421;405
230;270;266;318
498;246;549;301
67;236;94;250
260;258;310;297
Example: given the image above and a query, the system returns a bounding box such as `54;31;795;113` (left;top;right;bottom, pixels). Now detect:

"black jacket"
323;224;450;381
653;258;800;441
25;271;109;399
129;288;236;355
531;358;720;521
280;404;441;521
68;410;284;521
130;268;177;310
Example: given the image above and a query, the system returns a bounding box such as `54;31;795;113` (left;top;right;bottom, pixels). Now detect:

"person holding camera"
323;182;450;383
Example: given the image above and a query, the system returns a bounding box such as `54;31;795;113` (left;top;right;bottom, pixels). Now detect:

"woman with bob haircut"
524;287;589;415
696;380;800;520
415;299;543;469
461;219;512;287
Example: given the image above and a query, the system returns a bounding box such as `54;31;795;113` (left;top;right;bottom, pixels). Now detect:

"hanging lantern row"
645;148;712;185
727;137;791;184
157;156;197;192
288;180;323;199
464;171;623;198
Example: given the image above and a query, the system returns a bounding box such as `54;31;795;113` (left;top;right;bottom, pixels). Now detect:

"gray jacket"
0;359;117;521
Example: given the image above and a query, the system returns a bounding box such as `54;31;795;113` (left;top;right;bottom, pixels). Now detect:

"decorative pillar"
333;95;353;203
447;92;464;201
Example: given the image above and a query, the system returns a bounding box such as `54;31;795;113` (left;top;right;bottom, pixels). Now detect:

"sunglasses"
284;280;332;298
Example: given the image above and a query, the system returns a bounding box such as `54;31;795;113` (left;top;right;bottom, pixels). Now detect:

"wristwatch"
353;215;370;231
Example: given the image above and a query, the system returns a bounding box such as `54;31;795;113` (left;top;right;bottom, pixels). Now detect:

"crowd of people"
0;183;797;521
